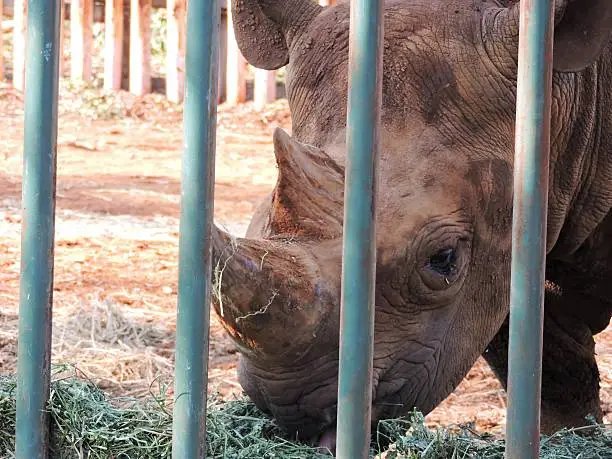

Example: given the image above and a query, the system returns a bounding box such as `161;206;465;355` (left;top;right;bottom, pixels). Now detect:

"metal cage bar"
505;0;554;457
171;0;220;457
335;0;384;457
15;0;62;457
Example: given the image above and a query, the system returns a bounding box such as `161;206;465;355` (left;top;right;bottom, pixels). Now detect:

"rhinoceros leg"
485;207;612;434
483;283;606;435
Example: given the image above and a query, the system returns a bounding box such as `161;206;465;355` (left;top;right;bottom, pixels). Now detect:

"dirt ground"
0;82;610;437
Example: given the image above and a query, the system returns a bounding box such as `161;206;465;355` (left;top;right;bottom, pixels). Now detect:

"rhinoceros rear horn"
486;0;612;73
231;0;323;70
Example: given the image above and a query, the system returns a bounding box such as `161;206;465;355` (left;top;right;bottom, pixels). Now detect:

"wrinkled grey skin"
210;0;612;445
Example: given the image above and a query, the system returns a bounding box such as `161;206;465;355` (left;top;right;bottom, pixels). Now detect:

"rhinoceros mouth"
308;364;431;449
313;416;384;455
315;425;337;454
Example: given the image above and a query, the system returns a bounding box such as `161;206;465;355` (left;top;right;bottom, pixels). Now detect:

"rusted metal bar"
171;0;219;457
335;0;384;458
15;0;62;457
505;0;554;458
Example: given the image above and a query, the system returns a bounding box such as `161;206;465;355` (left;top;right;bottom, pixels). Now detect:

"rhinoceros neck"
547;49;612;259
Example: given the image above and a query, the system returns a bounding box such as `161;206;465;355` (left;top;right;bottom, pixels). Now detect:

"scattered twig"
235;291;278;323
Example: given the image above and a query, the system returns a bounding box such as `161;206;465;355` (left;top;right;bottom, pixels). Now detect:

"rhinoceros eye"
427;248;457;277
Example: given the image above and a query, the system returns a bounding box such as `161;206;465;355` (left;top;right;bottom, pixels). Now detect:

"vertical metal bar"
15;0;61;457
506;0;554;458
335;0;383;458
171;0;219;458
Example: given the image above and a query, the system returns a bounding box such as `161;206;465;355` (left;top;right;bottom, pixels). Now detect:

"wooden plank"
104;0;124;90
121;0;130;90
218;9;228;102
58;0;65;78
12;0;26;90
165;0;186;103
0;0;4;81
70;0;93;81
225;0;246;104
129;0;151;95
253;69;276;109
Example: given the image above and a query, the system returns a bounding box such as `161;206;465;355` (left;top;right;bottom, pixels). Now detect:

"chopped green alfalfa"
0;370;609;458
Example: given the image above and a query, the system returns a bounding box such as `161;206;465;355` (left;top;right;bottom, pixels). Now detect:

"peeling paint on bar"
15;0;61;457
170;0;219;458
506;0;554;458
335;1;384;458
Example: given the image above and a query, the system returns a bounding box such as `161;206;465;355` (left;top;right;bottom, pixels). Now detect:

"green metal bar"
506;0;554;458
171;0;219;457
15;0;61;457
335;0;383;458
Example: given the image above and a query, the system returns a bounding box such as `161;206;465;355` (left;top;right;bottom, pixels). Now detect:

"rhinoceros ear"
270;128;344;238
552;0;612;72
231;0;323;70
488;0;612;73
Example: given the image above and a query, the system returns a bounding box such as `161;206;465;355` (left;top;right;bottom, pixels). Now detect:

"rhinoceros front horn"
231;0;323;70
210;224;336;360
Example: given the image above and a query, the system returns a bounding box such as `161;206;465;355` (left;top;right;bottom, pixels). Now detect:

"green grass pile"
0;371;609;458
375;414;611;458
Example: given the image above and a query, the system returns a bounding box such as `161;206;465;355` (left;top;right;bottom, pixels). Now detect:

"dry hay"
0;294;176;400
51;294;176;399
0;370;610;458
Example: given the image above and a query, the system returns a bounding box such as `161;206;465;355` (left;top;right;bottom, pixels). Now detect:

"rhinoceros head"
211;0;612;445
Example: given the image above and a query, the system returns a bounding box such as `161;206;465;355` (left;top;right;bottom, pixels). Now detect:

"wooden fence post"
70;0;93;82
166;0;186;103
225;0;246;104
104;0;124;90
218;7;228;103
121;0;130;90
0;0;4;81
253;69;276;109
58;0;66;78
129;0;152;95
12;0;27;91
